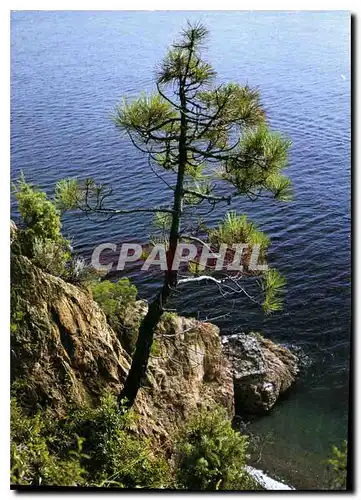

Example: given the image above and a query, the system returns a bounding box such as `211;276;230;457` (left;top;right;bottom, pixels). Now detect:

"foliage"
91;280;139;353
221;124;292;201
197;83;265;127
11;394;262;490
115;93;178;136
64;394;170;488
54;177;85;211
174;406;257;490
12;176;71;277
91;279;137;320
262;268;286;314
11;399;87;486
150;338;162;357
14;175;63;242
30;237;71;276
153;211;173;230
11;395;170;489
208;211;270;255
65;255;101;286
325;441;348;490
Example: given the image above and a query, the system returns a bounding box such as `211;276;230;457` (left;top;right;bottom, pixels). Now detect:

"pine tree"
56;22;292;408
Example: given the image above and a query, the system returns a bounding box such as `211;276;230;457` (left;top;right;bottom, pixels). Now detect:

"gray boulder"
222;333;299;414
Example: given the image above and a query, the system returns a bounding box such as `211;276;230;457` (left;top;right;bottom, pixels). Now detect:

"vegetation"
91;279;139;353
11;395;169;488
12;177;98;285
14;175;64;244
11;394;256;490
174;406;259;490
325;441;348;490
91;279;137;323
12;175;71;276
55;21;292;408
11;399;87;486
208;211;270;255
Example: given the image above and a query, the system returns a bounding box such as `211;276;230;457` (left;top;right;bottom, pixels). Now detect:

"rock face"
222;333;299;414
11;254;233;443
11;254;132;413
142;312;234;440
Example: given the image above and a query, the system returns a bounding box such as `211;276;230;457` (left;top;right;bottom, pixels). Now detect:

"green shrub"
174;405;255;490
14;175;63;242
60;394;170;488
325;440;348;490
91;279;138;353
11;394;171;489
31;237;71;276
91;279;137;322
12;176;71;276
10;399;86;486
11;396;262;490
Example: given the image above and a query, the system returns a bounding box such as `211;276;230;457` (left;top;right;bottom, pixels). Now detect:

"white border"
3;2;359;10
2;3;357;498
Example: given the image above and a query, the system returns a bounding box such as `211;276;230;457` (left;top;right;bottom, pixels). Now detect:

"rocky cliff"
11;254;131;413
11;253;299;444
11;254;234;444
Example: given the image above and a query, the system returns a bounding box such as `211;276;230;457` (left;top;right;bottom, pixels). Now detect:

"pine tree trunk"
118;84;188;409
118;294;164;408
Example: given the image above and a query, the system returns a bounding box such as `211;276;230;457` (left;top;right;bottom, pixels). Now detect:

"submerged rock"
222;333;299;414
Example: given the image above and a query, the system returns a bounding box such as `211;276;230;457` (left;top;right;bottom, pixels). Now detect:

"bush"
10;399;86;486
12;176;71;277
64;255;101;286
325;441;348;490
11;396;262;490
14;175;63;242
11;394;170;489
91;279;139;353
173;405;255;490
31;237;71;276
91;279;137;322
65;394;170;488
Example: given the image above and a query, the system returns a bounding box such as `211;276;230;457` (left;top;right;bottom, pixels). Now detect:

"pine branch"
177;274;261;303
147;117;180;133
180;234;221;258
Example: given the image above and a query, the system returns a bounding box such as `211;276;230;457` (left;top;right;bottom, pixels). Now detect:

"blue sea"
11;11;351;489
